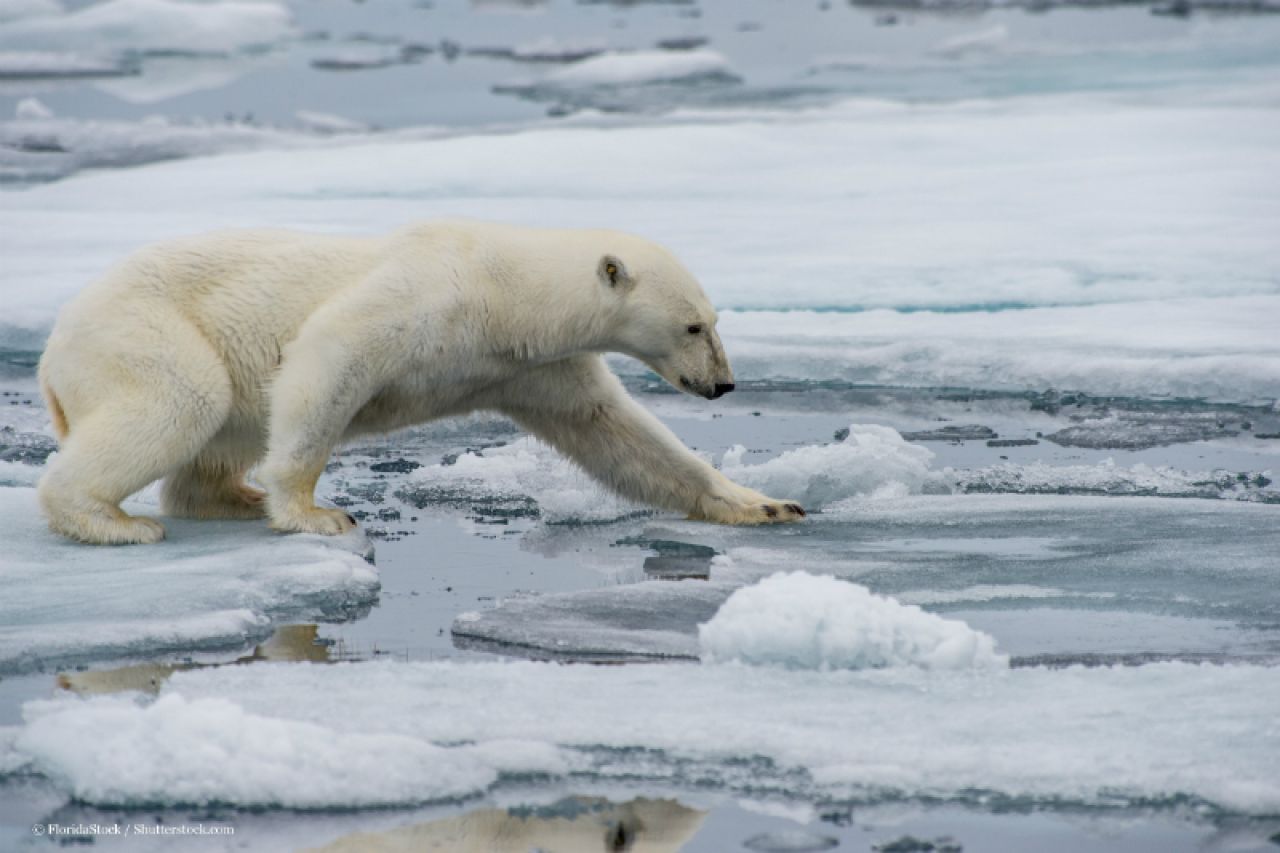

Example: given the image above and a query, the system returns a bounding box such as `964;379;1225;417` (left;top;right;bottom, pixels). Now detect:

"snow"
0;0;295;56
722;424;934;509
9;657;1278;813
544;49;739;87
698;572;1007;671
0;485;378;674
1;93;1274;402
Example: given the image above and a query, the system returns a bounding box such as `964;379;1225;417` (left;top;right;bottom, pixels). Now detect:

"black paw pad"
762;504;778;518
345;513;357;525
785;503;806;517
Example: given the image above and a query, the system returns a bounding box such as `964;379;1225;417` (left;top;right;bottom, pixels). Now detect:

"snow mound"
0;486;377;674
397;437;644;524
0;0;295;55
546;49;739;87
699;572;1007;671
721;424;933;509
17;692;562;808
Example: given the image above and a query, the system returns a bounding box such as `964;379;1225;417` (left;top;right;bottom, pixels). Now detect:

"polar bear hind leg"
38;334;234;545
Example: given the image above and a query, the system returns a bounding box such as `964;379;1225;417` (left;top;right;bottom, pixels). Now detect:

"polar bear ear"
598;255;633;291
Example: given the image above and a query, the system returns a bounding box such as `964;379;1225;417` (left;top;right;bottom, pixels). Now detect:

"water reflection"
304;797;705;853
56;624;333;695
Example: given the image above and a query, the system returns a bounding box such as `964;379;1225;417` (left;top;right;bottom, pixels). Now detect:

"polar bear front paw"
270;506;359;536
691;486;807;526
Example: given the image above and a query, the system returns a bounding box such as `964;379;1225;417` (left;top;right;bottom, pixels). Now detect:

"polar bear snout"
711;382;735;399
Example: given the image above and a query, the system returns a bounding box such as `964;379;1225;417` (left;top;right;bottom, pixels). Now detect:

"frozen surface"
542;50;739;87
0;486;378;674
8;658;1278;813
699;572;1006;671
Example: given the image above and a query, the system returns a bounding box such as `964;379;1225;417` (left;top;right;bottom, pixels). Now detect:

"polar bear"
37;221;806;544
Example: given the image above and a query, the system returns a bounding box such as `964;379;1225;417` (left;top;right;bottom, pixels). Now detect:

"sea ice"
0;94;1273;402
0;485;378;675
543;49;740;87
8;657;1278;812
698;572;1007;670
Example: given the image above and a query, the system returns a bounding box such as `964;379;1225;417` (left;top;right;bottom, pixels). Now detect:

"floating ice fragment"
720;424;933;510
698;572;1007;671
544;49;739;87
0;486;378;674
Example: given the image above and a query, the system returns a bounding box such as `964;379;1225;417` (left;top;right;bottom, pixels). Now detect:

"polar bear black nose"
711;382;735;399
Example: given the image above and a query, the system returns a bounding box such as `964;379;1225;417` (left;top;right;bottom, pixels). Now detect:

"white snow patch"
721;424;934;509
0;486;378;673
699;572;1007;671
0;0;295;55
10;658;1280;813
546;49;738;87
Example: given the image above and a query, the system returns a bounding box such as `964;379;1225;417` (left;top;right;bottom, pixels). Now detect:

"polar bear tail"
40;377;69;441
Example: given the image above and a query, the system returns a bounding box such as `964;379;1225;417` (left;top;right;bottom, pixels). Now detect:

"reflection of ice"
10;656;1279;812
0;486;377;675
309;797;705;853
543;49;740;87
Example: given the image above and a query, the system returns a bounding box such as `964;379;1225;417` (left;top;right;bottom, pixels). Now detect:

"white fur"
37;221;806;544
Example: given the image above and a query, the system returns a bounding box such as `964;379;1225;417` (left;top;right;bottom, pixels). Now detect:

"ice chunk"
0;486;377;674
0;0;295;55
544;49;739;87
397;437;645;524
294;110;369;135
11;658;1280;812
699;572;1007;670
721;424;934;509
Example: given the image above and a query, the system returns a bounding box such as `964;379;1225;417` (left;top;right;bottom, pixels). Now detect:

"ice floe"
543;49;740;87
8;657;1279;812
0;51;135;79
698;572;1007;670
0;485;377;674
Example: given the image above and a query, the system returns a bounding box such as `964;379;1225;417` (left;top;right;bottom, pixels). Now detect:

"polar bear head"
599;248;735;400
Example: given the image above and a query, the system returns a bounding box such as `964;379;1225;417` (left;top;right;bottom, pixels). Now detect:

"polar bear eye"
687;324;704;335
606;263;617;277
